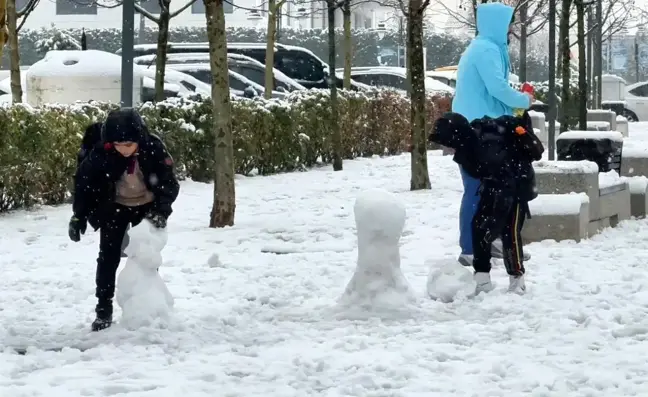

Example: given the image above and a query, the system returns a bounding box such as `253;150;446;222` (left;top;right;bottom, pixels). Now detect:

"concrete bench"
616;116;629;137
587;109;617;131
531;160;631;240
626;176;648;218
620;143;648;177
587;121;611;131
523;193;590;242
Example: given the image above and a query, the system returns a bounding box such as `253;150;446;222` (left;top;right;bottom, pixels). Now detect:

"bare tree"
263;0;287;99
397;0;431;190
6;0;38;103
576;0;587;130
559;0;572;132
204;0;236;227
342;0;352;89
0;0;7;61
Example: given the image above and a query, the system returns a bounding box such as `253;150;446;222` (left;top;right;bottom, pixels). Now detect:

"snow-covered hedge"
8;26;550;81
0;89;451;212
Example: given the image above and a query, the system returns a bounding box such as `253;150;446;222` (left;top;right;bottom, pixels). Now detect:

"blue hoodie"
451;3;530;121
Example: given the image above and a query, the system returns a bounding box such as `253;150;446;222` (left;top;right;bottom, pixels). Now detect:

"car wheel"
622;108;639;122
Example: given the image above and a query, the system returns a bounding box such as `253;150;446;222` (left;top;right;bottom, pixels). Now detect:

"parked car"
621;81;646;121
339;66;454;94
166;63;288;99
118;42;210;58
136;52;307;93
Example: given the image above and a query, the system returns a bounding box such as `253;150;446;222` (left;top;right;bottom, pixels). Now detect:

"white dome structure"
26;50;142;107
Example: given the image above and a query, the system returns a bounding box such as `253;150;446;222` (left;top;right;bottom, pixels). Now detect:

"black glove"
68;215;87;242
146;212;167;229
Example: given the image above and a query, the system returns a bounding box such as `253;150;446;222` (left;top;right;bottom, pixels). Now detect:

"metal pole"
120;0;135;107
586;6;593;105
547;0;556;160
595;0;603;108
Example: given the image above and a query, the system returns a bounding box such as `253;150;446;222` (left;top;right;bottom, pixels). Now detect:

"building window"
191;0;233;14
139;0;161;14
55;0;97;15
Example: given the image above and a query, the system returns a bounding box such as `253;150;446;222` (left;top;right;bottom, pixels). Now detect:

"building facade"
18;0;462;32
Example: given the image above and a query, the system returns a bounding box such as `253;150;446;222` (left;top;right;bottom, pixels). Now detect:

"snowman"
338;188;415;313
116;219;174;330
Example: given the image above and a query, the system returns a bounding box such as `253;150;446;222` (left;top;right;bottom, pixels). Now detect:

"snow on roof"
27;50;125;77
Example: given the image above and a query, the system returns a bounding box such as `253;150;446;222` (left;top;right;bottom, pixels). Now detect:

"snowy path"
4;144;648;395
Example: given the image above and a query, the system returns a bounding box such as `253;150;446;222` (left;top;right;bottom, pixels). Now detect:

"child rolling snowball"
69;108;180;331
430;108;544;295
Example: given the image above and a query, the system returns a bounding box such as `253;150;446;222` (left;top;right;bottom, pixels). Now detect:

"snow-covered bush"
10;26;549;81
34;24;82;55
0;90;451;212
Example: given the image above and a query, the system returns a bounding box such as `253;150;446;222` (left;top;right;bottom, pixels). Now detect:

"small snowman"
116;219;174;330
338;188;416;314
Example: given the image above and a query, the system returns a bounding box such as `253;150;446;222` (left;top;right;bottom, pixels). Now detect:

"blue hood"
476;3;514;46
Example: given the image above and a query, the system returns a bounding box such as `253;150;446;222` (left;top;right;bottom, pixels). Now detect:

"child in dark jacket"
430;111;544;295
69;108;180;331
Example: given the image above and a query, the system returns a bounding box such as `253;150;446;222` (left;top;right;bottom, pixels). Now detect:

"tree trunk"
586;6;593;106
342;0;351;90
7;0;21;103
264;0;277;99
635;39;640;83
576;0;587;131
559;0;572;132
595;0;602;108
408;0;431;191
518;0;528;82
0;0;8;60
204;0;236;227
327;0;342;171
154;4;171;102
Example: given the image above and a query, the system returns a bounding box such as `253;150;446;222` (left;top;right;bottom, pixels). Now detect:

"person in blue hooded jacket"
451;2;534;268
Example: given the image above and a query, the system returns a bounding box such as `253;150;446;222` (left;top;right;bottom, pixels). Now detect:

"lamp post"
120;0;135;107
547;0;556;160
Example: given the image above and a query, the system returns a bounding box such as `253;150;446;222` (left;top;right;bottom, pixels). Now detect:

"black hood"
101;108;146;143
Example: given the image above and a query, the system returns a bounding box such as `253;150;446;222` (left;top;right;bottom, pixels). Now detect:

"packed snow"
556;130;624;142
527;193;589;215
337;188;415;318
116;220;174;330
533;159;600;174
599;170;625;190
6;125;648;395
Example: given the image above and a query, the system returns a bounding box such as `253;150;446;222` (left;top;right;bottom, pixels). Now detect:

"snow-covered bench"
524;194;590;242
523;159;632;242
587;109;617;132
587;121;611;131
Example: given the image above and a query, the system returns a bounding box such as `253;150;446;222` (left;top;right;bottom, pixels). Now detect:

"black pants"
472;186;526;276
95;203;151;301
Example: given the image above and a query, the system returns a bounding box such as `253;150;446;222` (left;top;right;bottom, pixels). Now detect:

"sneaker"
91;300;113;332
508;275;526;295
458;254;473;267
474;272;495;295
491;240;531;261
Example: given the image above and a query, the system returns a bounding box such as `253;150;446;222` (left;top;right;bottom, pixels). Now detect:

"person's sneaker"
91;300;113;332
491;239;531;261
474;272;495;295
458;254;473;267
508;275;526;295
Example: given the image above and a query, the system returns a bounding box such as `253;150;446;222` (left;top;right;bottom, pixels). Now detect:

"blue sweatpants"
459;166;481;255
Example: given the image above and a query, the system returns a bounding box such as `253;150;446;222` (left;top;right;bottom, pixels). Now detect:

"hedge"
0;89;451;213
10;26;550;81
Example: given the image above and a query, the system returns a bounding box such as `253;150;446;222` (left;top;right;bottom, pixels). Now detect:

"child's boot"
474;272;495;295
92;298;113;332
508;275;526;295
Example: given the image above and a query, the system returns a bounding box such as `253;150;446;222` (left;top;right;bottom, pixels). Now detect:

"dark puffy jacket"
73;127;180;230
430;110;544;202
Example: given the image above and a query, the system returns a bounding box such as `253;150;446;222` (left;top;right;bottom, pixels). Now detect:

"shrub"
0;89;451;213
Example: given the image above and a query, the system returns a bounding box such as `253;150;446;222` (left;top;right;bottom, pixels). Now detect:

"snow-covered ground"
4;125;648;396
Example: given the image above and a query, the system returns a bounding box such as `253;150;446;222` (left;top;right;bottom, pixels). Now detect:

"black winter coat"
430;111;544;202
73;132;180;230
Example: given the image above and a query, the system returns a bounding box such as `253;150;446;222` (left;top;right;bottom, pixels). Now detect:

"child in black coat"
431;111;544;295
69;108;180;331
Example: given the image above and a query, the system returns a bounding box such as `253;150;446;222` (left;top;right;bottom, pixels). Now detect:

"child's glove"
68;215;87;242
145;212;167;229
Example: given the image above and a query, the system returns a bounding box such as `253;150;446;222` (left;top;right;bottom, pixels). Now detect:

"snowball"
426;258;475;303
116;220;174;330
338;188;415;314
207;253;223;268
